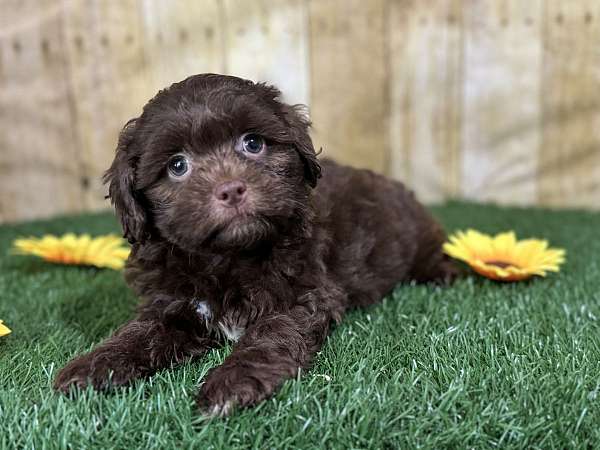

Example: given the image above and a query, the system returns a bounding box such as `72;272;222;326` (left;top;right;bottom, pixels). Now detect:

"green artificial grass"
1;202;599;449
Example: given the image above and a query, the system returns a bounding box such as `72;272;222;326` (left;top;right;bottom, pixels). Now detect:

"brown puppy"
54;74;457;416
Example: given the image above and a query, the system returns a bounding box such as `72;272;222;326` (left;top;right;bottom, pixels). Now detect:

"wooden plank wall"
0;0;599;223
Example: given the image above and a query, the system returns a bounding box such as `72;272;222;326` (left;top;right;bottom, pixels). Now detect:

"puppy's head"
104;74;320;251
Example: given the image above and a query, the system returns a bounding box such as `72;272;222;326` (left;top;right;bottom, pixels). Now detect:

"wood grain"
140;0;224;93
308;0;388;173
223;0;309;106
539;0;600;208
62;0;151;211
388;0;463;202
461;0;543;205
0;0;83;222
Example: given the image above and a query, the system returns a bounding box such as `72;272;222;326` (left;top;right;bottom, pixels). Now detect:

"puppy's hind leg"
54;297;216;394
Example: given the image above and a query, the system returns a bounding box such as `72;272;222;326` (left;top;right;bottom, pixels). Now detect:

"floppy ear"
283;105;322;188
103;118;148;244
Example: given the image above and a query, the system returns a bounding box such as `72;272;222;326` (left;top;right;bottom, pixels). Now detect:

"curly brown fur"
54;74;457;415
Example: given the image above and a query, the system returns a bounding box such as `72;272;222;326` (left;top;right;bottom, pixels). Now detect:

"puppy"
54;74;457;415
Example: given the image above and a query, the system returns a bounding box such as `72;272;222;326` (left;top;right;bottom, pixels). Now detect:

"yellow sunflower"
443;229;565;282
0;320;11;337
13;233;130;270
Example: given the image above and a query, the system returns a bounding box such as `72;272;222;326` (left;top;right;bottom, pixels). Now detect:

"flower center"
485;260;519;269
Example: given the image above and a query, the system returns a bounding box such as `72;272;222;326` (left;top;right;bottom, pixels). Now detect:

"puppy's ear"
283;105;322;188
103;118;147;244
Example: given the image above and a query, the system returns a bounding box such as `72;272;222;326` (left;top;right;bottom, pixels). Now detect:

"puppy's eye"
168;154;190;179
241;133;265;154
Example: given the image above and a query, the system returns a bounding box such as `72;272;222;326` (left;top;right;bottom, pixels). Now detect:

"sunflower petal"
11;234;131;270
0;320;11;337
444;229;565;282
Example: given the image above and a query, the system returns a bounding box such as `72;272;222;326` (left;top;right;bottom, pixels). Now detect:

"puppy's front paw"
196;365;271;417
54;351;142;394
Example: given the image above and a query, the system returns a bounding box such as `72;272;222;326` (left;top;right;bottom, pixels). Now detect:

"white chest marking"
217;322;245;342
194;300;212;327
193;299;245;342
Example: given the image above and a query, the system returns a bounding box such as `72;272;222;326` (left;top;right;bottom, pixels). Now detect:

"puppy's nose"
214;180;247;207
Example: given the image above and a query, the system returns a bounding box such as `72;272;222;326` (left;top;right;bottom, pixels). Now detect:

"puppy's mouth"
207;213;275;249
